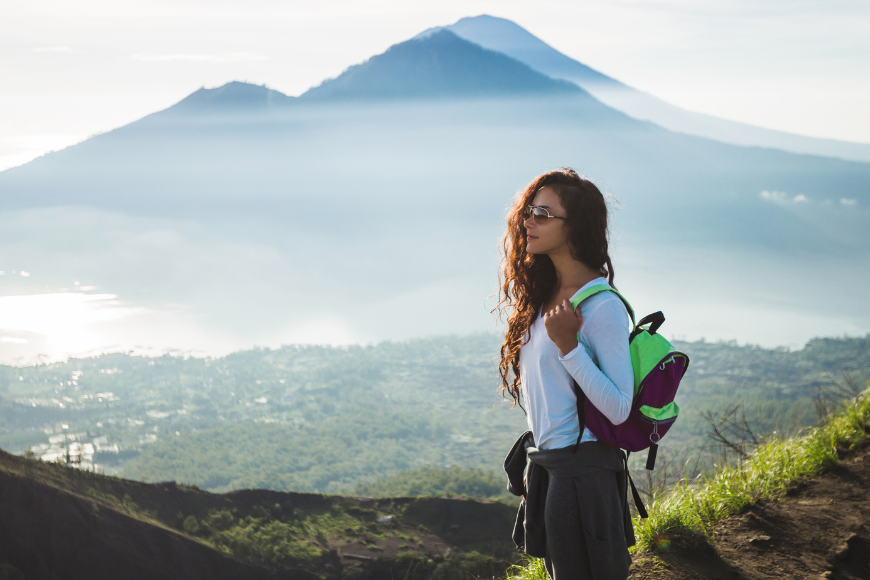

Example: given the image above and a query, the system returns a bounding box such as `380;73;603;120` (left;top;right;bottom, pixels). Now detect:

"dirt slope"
630;437;870;579
0;449;519;580
0;469;321;580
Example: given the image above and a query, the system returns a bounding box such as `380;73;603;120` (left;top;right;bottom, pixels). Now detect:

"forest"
1;333;867;496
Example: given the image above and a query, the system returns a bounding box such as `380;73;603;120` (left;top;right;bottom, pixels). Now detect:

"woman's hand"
543;299;583;356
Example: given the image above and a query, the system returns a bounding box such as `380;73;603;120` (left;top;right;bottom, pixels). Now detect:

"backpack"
570;285;689;515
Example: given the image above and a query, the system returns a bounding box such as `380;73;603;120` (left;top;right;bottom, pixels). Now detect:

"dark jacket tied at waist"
504;431;635;573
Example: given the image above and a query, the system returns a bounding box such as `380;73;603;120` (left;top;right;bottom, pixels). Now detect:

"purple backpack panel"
585;353;687;453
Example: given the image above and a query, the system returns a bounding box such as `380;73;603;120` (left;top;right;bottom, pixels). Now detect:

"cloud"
760;190;811;203
760;190;788;201
840;198;858;206
131;52;267;63
33;46;72;53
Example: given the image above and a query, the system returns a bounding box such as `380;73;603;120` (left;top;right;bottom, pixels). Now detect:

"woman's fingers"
543;299;581;355
545;301;573;320
544;300;582;325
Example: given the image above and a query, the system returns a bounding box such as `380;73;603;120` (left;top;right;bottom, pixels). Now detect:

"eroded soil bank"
630;436;870;579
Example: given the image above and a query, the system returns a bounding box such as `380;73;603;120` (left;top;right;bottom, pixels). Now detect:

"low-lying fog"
1;97;868;363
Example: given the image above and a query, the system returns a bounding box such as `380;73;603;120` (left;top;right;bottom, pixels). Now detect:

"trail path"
630;437;870;579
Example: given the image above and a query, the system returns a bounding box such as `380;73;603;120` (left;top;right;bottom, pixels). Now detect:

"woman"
498;168;634;579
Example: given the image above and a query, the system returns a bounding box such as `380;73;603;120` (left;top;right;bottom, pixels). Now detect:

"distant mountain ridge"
156;29;586;117
153;16;870;162
418;17;622;91
299;29;582;100
168;81;295;114
438;15;870;162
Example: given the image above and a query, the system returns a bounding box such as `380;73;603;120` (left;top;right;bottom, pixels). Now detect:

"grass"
506;386;870;579
506;554;548;580
635;386;870;550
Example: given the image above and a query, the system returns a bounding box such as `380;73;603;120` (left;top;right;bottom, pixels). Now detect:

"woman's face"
524;186;569;256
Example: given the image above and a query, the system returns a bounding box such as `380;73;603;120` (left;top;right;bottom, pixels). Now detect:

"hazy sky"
2;0;869;171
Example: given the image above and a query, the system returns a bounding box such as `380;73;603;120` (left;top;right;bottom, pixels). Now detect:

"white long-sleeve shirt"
519;277;634;450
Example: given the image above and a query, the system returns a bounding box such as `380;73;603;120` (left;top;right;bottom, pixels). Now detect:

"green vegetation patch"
122;412;451;493
634;386;870;550
352;465;515;503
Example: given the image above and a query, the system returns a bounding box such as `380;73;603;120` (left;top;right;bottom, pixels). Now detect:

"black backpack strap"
572;380;587;454
646;443;658;471
624;451;648;518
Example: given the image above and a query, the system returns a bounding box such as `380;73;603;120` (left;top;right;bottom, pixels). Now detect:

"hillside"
629;437;870;579
0;447;519;580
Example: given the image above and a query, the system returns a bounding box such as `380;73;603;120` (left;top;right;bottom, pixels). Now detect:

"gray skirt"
527;442;633;580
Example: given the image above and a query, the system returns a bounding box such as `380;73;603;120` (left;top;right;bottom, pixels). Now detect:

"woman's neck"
549;248;601;296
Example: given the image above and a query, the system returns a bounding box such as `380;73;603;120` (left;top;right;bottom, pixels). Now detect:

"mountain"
0;23;869;359
166;81;295;114
420;16;621;91
439;15;870;162
161;30;582;111
299;29;581;100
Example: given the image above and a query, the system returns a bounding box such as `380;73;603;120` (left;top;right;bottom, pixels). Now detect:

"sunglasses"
524;205;567;224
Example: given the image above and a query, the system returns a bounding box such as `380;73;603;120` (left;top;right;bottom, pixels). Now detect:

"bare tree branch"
701;402;767;463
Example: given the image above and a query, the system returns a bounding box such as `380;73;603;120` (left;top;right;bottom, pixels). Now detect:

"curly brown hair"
495;168;615;409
